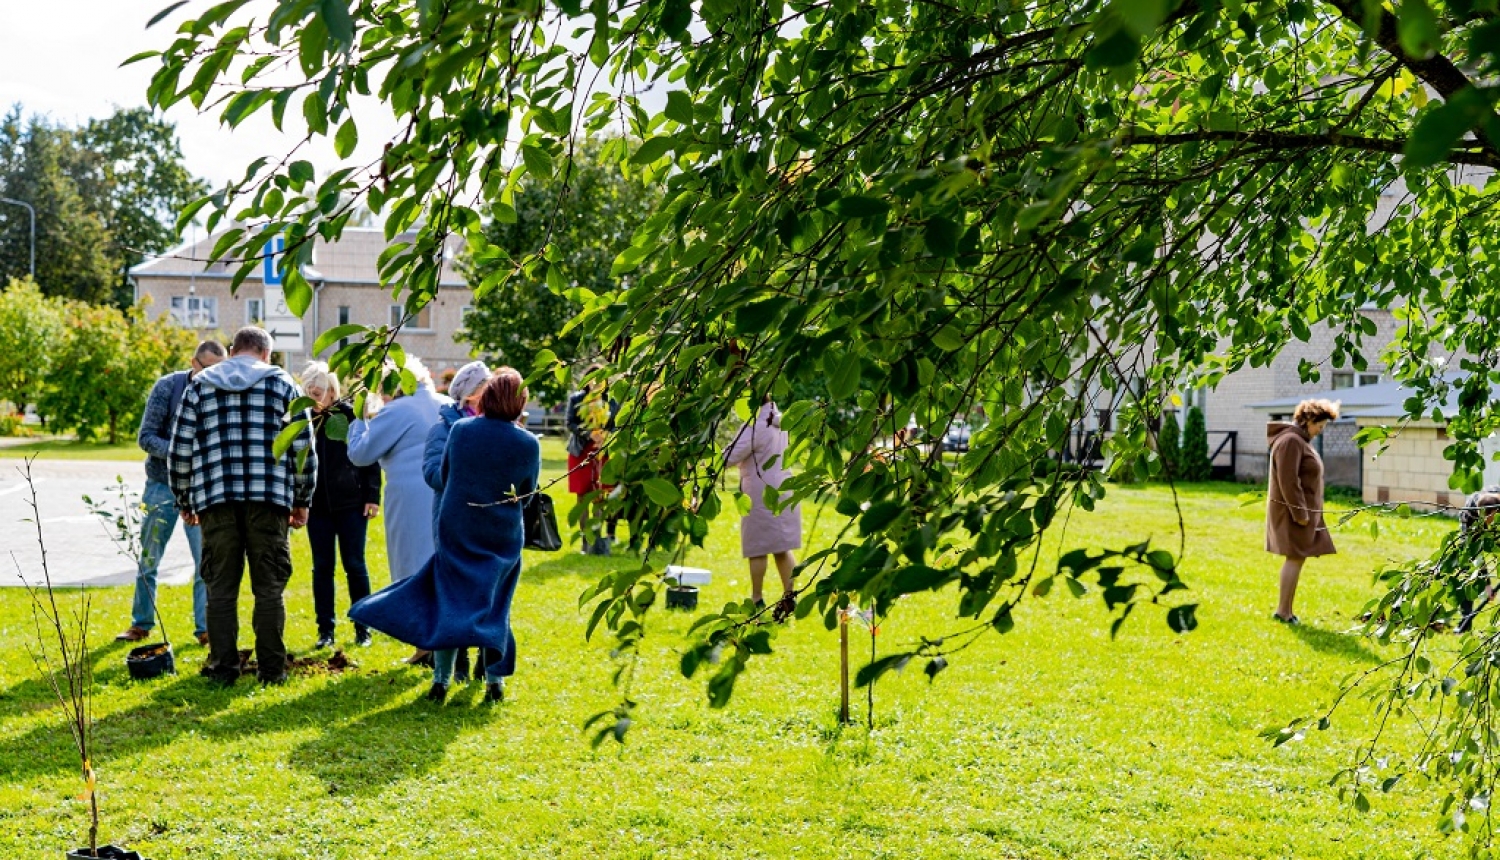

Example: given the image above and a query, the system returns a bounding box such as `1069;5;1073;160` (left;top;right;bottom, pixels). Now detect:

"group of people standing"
119;327;539;700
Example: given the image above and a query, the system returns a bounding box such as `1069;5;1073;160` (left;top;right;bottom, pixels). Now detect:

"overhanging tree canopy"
144;0;1500;835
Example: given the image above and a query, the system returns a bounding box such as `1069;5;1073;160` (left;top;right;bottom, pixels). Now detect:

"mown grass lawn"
0;438;142;461
0;447;1474;859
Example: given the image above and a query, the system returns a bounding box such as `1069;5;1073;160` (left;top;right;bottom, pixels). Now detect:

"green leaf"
1113;0;1167;38
313;323;366;355
1405;87;1489;168
1397;0;1439;58
283;268;313;317
323;412;349;441
1085;28;1140;70
147;1;189;28
522;143;554;179
932;325;966;352
288;160;314;187
630;136;676;165
707;660;741;708
642;477;684;507
735;297;790;334
659;0;692;38
1167;604;1199;633
855;653;912;687
992;607;1015;634
924;216;961;257
827;350;862;400
321;0;355;47
923;656;948;682
334;118;358;158
860;500;903;536
829;196;890;220
665;90;695;125
273;418;309;458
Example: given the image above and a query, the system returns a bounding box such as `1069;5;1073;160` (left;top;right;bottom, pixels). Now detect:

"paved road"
0;459;193;588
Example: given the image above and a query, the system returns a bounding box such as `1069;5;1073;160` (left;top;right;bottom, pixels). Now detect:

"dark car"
940;421;972;453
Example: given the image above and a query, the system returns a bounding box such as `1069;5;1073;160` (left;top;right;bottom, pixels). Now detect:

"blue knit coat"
346;388;448;582
349;415;539;676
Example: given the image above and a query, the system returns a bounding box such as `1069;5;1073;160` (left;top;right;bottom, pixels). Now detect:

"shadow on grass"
0;666;424;784
287;679;500;795
521;552;637;583
1288;623;1385;664
0;639;131;705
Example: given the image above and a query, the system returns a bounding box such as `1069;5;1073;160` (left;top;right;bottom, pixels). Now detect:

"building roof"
130;227;467;288
1247;372;1477;421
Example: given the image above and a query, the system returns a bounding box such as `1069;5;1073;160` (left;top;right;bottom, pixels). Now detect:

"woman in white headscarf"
346;356;449;584
724;398;802;609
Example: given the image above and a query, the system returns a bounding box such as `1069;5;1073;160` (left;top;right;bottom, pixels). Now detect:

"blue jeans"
132;480;206;635
433;647;508;685
307;506;372;638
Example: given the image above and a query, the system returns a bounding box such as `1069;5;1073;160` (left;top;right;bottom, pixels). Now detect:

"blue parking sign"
262;237;285;285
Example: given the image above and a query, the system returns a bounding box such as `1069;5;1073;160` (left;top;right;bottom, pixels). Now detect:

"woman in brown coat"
1266;398;1340;624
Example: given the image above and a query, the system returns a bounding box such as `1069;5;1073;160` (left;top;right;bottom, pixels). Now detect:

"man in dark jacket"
169;327;317;685
116;340;226;646
1456;487;1500;633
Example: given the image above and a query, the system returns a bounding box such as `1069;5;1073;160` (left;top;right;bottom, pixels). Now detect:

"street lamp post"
0;196;35;279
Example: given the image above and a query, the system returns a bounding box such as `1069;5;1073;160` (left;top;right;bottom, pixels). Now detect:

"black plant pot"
125;643;175;680
67;845;143;859
665;585;699;611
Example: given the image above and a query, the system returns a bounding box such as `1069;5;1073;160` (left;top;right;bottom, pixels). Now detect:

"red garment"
568;444;605;495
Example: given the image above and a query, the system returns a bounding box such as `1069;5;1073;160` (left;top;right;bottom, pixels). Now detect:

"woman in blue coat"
346;356;449;584
421;359;489;681
350;367;540;704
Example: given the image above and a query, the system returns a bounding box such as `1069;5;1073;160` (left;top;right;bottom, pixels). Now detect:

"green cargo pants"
198;502;293;683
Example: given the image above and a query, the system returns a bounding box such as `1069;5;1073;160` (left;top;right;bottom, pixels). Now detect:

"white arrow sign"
266;324;304;353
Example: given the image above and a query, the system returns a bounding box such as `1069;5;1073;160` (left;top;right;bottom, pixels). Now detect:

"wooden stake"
839;613;851;725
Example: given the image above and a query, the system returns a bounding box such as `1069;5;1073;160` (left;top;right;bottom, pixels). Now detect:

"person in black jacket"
302;362;382;648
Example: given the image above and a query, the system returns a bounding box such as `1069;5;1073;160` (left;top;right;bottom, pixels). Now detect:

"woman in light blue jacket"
347;356;450;585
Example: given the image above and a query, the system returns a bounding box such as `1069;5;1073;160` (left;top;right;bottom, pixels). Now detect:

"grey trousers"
198;502;293;682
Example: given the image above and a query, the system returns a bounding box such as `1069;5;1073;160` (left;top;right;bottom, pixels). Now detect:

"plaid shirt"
167;365;317;514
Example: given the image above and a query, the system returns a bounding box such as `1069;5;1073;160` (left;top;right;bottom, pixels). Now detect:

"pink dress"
725;402;803;558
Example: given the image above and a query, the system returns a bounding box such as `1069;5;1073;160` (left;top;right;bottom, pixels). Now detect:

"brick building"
129;228;477;376
1209;310;1400;484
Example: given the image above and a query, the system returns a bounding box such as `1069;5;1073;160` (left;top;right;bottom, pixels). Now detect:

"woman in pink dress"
724;399;802;609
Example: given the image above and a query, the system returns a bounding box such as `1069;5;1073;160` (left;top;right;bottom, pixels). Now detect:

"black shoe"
752;598;766;610
199;664;239;686
454;648;471;684
484;681;504;703
426;682;449;703
314;635;335;650
354;631;372;648
1273;612;1300;626
259;673;288;686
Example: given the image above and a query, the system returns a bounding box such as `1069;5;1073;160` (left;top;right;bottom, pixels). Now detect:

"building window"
246;298;263;325
1332;372;1382;390
390;304;432;331
460;305;473;326
170;296;218;328
338;306;350;326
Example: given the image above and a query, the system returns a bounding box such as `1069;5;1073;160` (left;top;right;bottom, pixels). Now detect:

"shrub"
1181;406;1212;481
0;411;28;437
1157;412;1181;479
38;302;196;444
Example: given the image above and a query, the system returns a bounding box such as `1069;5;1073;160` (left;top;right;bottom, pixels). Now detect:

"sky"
0;0;398;187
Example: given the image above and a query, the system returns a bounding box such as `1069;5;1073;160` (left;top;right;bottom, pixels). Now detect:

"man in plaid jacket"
168;326;317;685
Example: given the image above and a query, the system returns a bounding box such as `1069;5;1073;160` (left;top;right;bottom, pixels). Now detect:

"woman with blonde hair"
300;362;381;648
1265;398;1340;624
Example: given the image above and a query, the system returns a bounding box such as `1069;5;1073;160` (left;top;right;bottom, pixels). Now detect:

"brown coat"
1265;422;1336;558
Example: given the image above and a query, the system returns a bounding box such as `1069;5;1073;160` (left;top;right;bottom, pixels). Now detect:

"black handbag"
523;491;563;552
